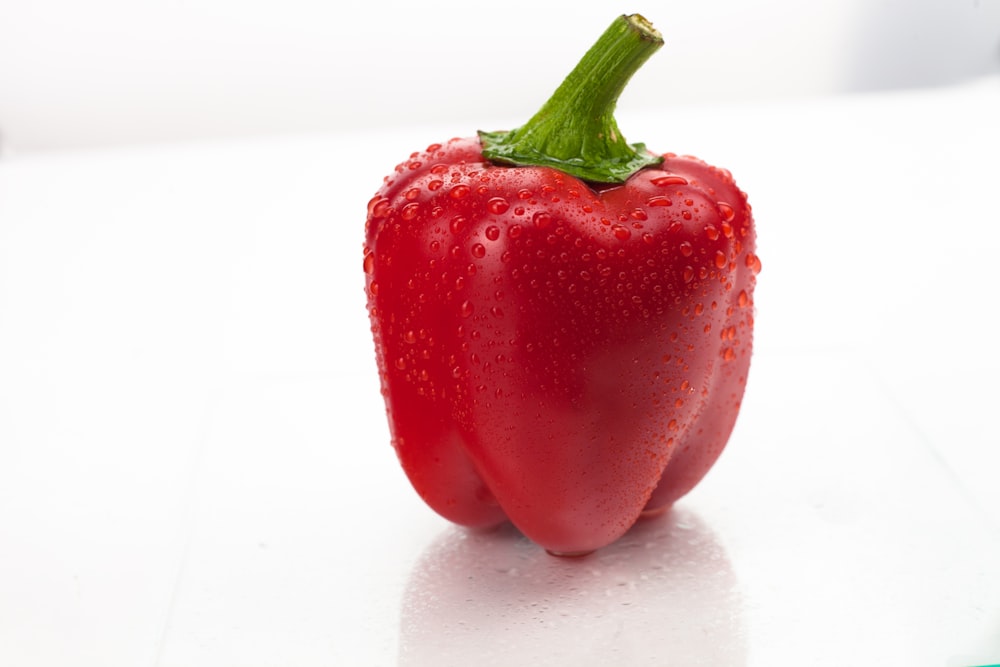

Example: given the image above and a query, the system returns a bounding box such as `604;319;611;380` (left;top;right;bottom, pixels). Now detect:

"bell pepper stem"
480;14;664;184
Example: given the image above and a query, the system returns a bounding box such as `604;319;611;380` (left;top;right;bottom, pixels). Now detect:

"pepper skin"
363;16;758;555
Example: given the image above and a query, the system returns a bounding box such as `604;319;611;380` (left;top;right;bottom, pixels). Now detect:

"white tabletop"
2;78;999;666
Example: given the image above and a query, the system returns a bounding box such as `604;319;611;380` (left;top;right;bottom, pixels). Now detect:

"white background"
1;0;999;152
2;1;1000;665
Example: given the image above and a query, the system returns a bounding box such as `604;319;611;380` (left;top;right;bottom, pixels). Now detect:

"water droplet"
490;306;504;318
746;253;762;274
368;197;390;219
485;225;500;241
612;224;631;240
401;202;420;220
723;347;736;362
427;179;444;191
652;175;688;187
682;210;692;221
460;301;474;318
630;208;648;221
395;358;407;370
404;330;417;344
714;251;727;269
532;211;552;229
509;224;523;239
647;196;672;207
682;266;694;283
738;290;749;307
487;197;510;214
430;164;449;175
449;184;470;199
717;202;735;221
471;243;486;258
679;241;693;257
363;252;375;275
705;224;719;241
450;216;466;234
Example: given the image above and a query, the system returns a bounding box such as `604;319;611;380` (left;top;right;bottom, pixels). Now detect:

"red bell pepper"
364;15;759;555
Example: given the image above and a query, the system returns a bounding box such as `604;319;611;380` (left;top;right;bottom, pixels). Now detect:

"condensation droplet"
401;202;420;220
717;202;735;221
485;225;500;241
471;243;486;258
487;197;510;215
652;175;688;187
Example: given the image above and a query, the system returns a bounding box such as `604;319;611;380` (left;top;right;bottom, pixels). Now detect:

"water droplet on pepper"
652;175;688;187
401;202;420;220
487;197;510;214
612;224;631;240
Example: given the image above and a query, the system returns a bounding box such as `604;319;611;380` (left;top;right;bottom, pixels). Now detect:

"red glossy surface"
365;137;757;554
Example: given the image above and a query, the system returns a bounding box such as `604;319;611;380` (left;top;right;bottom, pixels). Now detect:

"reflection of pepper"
364;15;759;555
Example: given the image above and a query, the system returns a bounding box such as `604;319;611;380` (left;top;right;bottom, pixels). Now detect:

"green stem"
479;14;664;184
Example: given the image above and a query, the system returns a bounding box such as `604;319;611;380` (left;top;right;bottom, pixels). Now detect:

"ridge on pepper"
363;14;759;556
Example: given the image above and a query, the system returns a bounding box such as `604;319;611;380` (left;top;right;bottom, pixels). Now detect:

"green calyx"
479;14;664;184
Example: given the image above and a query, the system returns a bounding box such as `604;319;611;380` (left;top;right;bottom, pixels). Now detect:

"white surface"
2;79;1000;665
2;0;999;152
